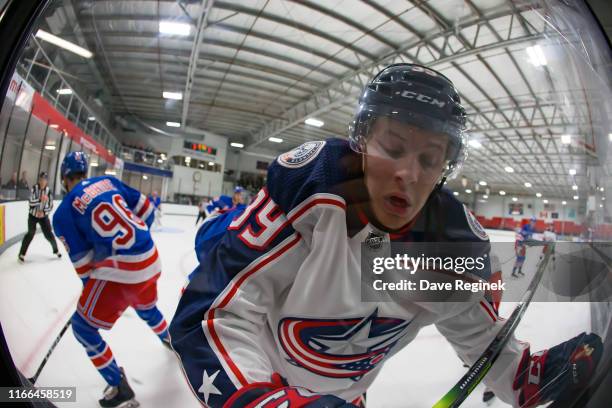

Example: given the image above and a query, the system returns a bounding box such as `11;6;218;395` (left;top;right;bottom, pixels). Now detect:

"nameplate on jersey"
463;205;488;241
72;179;116;214
277;141;326;168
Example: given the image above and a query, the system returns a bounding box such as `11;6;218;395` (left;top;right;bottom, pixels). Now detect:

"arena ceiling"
29;0;610;199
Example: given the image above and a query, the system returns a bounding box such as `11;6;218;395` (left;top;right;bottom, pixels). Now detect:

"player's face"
364;117;449;230
233;192;244;205
39;177;47;188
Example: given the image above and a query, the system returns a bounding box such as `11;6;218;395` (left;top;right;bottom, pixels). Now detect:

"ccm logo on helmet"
395;90;446;108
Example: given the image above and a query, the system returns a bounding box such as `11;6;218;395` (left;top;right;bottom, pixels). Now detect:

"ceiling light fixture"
468;139;482;149
159;21;191;36
36;29;93;58
163;91;183;100
526;45;547;67
304;118;324;127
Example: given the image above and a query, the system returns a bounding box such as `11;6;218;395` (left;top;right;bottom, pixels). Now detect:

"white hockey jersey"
169;139;528;407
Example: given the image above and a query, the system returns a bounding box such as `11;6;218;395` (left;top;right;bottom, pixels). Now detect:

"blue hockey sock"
71;312;121;386
135;306;169;340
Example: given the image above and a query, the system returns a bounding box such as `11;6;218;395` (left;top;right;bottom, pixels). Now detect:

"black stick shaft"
28;320;71;384
432;244;553;408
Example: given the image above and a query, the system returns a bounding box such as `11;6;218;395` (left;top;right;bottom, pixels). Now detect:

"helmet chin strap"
360;143;368;174
436;176;447;191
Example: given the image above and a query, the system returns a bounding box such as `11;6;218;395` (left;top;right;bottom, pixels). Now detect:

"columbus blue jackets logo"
278;141;326;168
278;309;409;380
463;205;488;241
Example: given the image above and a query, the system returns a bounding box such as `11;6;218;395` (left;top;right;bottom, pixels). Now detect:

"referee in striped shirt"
18;172;61;262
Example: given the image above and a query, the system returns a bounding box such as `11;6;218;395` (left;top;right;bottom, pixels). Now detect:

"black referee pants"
19;214;58;256
195;211;206;225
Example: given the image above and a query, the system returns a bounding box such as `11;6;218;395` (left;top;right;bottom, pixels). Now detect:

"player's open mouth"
383;194;411;216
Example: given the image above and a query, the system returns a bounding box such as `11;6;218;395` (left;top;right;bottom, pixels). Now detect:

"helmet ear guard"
348;108;374;154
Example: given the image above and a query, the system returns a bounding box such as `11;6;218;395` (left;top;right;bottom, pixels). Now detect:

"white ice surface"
0;220;591;407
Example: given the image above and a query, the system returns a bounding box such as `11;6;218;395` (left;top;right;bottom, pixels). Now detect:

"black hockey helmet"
348;63;468;180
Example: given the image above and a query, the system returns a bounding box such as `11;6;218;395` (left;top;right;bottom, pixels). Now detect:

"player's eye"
379;140;405;159
419;153;442;169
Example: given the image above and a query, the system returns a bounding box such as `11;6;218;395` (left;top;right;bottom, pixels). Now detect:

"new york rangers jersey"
515;233;527;258
169;139;528;407
53;176;160;284
520;222;534;240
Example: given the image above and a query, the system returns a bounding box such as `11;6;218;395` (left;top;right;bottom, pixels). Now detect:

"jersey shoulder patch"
277;140;326;168
267;138;354;215
463;205;488;241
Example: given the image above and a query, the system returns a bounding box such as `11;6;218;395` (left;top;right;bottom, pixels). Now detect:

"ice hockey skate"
99;368;139;408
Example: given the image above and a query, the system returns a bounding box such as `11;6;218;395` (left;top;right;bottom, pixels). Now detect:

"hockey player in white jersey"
539;225;557;263
169;64;602;407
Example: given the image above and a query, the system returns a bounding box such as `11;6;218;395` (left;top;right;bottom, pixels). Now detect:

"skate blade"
119;400;139;408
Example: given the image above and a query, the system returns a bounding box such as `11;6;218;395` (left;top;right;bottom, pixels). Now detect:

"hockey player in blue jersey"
512;217;536;277
169;64;602;408
206;186;247;216
53;152;171;408
521;216;536;240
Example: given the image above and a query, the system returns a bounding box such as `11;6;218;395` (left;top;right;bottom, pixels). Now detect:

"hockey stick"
432;243;553;408
27;319;72;385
